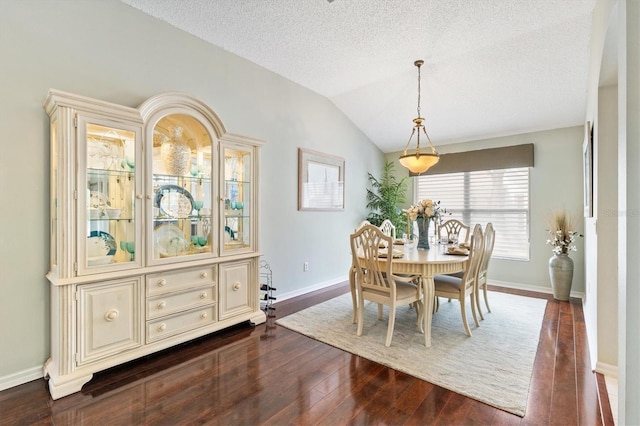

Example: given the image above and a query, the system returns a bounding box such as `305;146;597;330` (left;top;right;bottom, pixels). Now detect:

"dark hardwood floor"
0;284;613;425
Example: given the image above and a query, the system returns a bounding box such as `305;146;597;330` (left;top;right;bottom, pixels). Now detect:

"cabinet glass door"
222;145;252;252
81;120;140;272
150;114;214;261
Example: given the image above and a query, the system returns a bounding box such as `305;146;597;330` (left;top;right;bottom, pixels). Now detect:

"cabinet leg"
249;310;267;325
47;373;94;400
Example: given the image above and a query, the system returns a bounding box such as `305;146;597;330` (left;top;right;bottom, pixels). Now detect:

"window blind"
416;167;530;260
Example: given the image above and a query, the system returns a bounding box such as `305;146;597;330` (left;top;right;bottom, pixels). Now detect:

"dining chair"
475;222;495;320
433;223;483;337
438;219;471;244
379;219;396;239
349;220;372;323
350;224;424;347
437;219;472;280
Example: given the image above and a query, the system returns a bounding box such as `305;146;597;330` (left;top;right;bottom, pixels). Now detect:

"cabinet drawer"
147;286;216;320
146;305;216;343
147;266;216;297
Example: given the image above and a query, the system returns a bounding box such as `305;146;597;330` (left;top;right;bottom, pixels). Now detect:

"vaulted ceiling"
121;0;597;153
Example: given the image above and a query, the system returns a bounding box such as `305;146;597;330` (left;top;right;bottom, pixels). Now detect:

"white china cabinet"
44;90;265;399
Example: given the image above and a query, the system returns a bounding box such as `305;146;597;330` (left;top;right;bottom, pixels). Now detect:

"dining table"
350;242;469;347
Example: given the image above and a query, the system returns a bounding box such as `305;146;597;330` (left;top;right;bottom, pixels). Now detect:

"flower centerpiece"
405;199;445;249
545;209;583;301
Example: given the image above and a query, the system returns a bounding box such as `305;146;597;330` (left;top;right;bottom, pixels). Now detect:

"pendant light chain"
416;62;421;119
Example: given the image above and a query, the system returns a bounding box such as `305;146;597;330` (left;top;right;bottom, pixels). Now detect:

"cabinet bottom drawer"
146;305;216;343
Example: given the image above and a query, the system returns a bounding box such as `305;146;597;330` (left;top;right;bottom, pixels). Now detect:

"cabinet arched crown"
44;89;265;400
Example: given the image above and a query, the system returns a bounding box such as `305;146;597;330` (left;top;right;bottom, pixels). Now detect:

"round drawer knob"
200;291;207;299
136;194;143;200
157;323;166;332
104;309;119;322
157;301;166;309
200;271;208;279
200;312;208;319
157;279;166;287
232;282;241;291
146;194;152;200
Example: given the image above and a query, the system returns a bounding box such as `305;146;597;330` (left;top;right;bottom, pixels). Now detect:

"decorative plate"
87;231;117;257
154;185;194;218
154;224;190;257
89;191;110;209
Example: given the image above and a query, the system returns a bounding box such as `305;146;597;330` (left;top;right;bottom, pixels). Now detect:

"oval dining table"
350;243;469;347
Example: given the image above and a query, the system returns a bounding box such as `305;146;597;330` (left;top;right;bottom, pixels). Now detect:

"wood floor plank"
573;299;604;426
0;283;607;425
522;298;558;425
549;303;580;425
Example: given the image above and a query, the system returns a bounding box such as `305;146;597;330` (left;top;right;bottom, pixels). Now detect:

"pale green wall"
386;126;586;294
0;0;382;381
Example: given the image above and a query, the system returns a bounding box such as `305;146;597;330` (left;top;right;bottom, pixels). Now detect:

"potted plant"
366;161;408;231
546;209;583;301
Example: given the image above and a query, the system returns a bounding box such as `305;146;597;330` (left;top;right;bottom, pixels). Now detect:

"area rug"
276;291;547;417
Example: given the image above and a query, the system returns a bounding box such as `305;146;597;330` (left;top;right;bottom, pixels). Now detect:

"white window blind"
416;167;530;260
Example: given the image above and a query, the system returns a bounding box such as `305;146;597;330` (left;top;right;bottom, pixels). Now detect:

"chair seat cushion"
363;280;419;299
446;271;464;279
394;280;420;298
433;274;463;292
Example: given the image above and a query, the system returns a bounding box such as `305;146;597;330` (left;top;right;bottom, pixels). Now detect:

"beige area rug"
276;291;547;417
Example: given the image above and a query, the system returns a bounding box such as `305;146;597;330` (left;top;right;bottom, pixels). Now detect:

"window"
415;167;530;260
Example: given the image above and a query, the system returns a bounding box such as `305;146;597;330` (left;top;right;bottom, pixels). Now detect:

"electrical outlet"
303;262;309;271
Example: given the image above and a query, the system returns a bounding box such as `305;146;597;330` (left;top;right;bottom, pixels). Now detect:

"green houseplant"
366;161;408;231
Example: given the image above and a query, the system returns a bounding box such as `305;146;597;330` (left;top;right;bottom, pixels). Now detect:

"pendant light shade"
399;60;439;174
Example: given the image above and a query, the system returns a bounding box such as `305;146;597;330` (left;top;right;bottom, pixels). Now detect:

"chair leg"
415;300;423;331
356;294;365;337
483;285;491;313
385;305;396;347
350;267;357;324
470;292;480;328
460;296;472;337
475;285;485;321
377;303;383;320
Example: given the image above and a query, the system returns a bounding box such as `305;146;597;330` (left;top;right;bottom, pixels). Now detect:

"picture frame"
583;121;593;218
298;148;345;211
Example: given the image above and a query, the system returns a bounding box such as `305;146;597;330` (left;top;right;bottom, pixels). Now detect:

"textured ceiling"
121;0;597;153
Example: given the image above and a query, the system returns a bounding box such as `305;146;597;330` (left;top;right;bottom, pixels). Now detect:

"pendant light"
399;60;440;174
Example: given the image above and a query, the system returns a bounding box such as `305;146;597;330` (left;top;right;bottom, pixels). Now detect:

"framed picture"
583;121;593;218
298;148;345;211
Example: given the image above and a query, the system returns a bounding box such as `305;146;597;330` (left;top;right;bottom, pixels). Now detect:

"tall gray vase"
417;217;431;250
549;253;574;301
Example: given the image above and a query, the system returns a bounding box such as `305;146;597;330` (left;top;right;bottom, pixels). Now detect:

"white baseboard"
275;275;349;302
595;361;618;379
0;365;43;392
488;279;585;300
